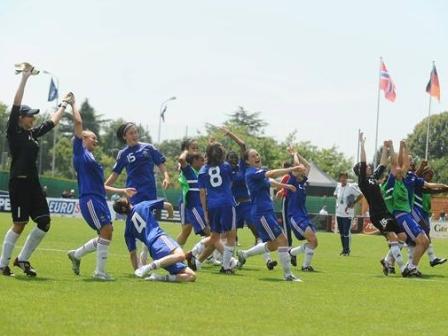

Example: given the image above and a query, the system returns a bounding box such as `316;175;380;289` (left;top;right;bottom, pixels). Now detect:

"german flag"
426;63;440;101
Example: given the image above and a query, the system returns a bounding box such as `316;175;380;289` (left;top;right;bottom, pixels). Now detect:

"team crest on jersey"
28;134;38;145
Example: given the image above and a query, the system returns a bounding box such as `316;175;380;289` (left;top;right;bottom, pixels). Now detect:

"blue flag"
48;78;58;102
160;105;167;122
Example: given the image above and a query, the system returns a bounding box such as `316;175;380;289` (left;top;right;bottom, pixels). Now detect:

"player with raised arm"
66;94;136;280
0;66;68;277
382;140;430;276
275;161;295;266
410;160;448;267
222;126;276;270
286;146;318;272
353;134;407;275
187;142;237;274
176;138;202;246
237;148;304;281
113;198;196;282
178;150;208;237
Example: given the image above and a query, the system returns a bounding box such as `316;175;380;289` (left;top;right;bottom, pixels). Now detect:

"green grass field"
0;213;447;336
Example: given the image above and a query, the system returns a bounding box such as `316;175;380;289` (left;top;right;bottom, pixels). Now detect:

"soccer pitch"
0;214;447;336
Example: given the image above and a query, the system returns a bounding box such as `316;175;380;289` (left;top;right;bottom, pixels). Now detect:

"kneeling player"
114;198;196;283
286;147;318;272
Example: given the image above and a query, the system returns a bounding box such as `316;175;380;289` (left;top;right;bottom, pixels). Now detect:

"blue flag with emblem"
48;77;58;102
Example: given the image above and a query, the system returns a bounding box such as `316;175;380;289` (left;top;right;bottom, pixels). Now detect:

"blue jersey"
181;165;201;208
231;159;250;200
287;174;309;220
73;137;106;198
198;162;235;209
124;199;165;251
405;171;425;208
113;142;166;204
245;167;273;214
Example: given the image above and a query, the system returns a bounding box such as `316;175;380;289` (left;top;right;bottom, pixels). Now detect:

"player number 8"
209;167;222;187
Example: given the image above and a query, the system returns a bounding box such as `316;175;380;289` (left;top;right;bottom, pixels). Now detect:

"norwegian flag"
379;60;396;102
426;63;440;102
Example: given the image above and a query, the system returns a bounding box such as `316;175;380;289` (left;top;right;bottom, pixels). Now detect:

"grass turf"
0;213;447;336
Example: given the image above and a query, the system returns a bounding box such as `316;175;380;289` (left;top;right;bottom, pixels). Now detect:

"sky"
1;0;447;160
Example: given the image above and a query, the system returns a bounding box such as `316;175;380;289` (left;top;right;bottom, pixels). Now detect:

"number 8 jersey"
198;162;235;209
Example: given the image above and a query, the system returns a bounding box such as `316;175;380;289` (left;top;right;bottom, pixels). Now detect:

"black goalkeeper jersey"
358;162;390;220
7;105;54;180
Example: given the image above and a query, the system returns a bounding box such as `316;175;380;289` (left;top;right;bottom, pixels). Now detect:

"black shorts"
371;214;402;235
8;178;50;223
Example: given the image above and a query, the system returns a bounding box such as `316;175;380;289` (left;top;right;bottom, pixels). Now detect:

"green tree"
100;119;152;157
52;137;75;179
226;106;268;136
407;112;448;160
0;102;10;169
408;111;448;183
79;99;109;139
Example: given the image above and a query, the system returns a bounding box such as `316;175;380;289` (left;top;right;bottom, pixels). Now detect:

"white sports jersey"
334;182;361;218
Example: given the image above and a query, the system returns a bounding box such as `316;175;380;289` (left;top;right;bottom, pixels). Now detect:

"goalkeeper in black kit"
353;133;406;276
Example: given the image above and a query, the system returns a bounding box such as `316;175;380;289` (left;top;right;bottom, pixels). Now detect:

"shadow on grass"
209;271;245;277
82;278;117;283
372;273;446;280
236;267;261;272
418;273;447;279
14;275;53;282
259;277;291;282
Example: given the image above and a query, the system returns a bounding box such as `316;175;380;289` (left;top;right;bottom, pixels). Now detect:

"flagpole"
425;94;432;160
374;57;382;168
356;129;361;163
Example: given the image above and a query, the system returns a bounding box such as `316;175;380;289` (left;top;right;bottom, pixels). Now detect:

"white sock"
289;244;306;257
385;249;394;264
303;246;315;267
243;242;268;259
262;250;272;263
278;246;292;277
427;244;436;262
74;238;97;259
408;261;417;270
138;261;158;276
150;274;176;282
390;243;405;272
0;229;20;267
191;240;205;258
17;227;46;261
213;249;222;261
96;238;110;274
150;260;161;270
407;245;415;265
195;258;202;271
223;244;235;270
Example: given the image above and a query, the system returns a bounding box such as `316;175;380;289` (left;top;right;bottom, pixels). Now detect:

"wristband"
58;101;68;108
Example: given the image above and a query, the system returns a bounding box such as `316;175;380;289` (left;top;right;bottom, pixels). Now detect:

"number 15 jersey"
198;162;235;209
